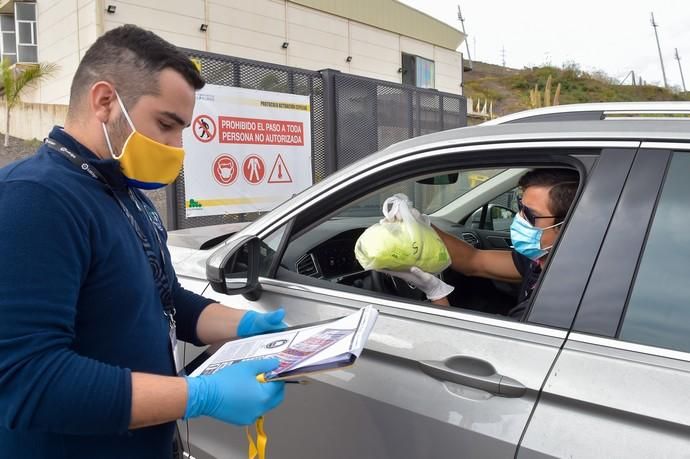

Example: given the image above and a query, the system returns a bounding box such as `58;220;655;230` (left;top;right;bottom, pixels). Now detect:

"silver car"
171;102;690;459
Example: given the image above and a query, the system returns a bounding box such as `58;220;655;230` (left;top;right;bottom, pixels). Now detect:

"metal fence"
333;72;467;169
168;49;466;230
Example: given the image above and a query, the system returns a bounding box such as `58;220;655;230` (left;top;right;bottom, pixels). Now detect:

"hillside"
464;61;690;117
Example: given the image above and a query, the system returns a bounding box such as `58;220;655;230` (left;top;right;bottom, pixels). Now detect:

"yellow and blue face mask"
102;91;185;190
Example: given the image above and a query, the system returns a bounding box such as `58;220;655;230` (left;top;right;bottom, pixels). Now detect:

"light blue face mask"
510;213;562;261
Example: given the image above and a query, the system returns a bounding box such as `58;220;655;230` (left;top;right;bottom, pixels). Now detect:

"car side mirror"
206;235;262;300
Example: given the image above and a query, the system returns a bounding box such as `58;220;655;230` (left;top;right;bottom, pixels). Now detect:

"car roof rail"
483;102;690;126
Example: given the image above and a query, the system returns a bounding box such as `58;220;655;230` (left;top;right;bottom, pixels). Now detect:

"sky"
399;0;690;89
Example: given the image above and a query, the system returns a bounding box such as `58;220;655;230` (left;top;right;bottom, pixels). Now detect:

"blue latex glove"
184;358;285;425
237;308;287;338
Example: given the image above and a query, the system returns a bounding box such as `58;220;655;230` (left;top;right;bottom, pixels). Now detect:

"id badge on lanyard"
168;318;182;374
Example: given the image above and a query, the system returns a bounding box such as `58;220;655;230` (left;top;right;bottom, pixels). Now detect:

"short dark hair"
68;24;204;115
518;168;579;223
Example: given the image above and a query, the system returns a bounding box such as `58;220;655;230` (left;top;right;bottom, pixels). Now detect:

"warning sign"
243;154;265;184
193;115;216;143
268;154;293;183
212;154;238;186
183;85;312;217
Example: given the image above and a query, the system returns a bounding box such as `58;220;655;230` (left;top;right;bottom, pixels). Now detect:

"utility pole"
501;46;506;68
675;48;687;92
620;70;637;86
457;5;473;70
650;12;668;88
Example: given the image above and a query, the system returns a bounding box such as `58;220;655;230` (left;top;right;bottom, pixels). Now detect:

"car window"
619;152;690;354
279;165;578;320
468;187;520;230
258;223;289;276
339;169;505;218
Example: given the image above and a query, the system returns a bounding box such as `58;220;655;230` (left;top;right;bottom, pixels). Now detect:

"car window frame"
571;148;671;337
263;217;296;278
568;141;690;359
525;147;637;329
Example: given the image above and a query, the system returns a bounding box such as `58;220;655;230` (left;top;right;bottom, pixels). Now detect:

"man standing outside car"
0;25;286;458
388;169;578;317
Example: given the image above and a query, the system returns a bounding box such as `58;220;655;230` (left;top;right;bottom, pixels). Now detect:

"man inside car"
388;168;578;318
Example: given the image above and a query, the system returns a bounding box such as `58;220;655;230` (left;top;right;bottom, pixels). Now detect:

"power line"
650;12;669;88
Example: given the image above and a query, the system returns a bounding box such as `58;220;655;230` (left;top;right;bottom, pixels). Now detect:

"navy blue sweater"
0;127;213;458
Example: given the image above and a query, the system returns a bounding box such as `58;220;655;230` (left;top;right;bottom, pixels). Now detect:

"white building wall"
348;22;400;82
285;3;348;72
207;0;286;65
22;0;462;134
434;47;463;94
0;101;69;140
31;0;99;105
399;35;434;62
103;0;206;51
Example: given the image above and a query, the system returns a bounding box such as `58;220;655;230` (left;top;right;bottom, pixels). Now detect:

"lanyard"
44;137;176;327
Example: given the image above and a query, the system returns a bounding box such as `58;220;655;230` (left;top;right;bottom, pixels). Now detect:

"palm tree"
1;59;58;147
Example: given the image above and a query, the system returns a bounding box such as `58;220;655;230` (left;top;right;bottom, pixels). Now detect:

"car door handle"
418;355;526;398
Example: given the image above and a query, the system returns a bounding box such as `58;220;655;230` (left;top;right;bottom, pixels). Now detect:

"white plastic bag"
354;193;451;273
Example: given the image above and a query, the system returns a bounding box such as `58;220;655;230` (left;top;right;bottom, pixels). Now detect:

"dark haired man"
0;25;285;458
391;168;579;317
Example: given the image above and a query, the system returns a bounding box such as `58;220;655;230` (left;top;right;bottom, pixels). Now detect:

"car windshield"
337;169;505;218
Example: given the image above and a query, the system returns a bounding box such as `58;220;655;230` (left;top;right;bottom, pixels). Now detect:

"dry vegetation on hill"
464;61;690;117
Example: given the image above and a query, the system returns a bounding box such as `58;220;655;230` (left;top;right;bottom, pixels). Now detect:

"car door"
518;146;690;458
185;143;635;459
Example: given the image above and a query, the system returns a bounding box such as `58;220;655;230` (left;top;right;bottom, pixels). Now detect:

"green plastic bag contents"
355;193;451;274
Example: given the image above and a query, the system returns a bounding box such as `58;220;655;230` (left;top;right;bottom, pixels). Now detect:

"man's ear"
89;81;117;124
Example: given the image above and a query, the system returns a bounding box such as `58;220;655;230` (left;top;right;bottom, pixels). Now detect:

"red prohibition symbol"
243;155;265;184
212;154;239;186
193;115;216;143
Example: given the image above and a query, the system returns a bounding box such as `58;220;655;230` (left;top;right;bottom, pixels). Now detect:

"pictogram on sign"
193;115;216;143
243;155;265;184
268;154;293;183
212;154;238;186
